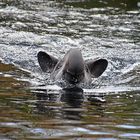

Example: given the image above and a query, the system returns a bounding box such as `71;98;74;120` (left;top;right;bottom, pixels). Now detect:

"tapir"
37;48;108;85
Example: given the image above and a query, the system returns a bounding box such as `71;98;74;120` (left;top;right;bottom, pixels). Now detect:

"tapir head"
37;48;108;85
62;49;85;84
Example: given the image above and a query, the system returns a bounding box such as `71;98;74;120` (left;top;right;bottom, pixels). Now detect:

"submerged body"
37;48;108;85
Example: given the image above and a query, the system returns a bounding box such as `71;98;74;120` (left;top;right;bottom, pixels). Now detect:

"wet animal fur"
37;48;108;85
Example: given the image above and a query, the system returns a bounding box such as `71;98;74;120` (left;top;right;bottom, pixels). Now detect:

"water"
0;0;140;139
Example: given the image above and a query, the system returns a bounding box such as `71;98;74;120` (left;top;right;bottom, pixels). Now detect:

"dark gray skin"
37;48;108;85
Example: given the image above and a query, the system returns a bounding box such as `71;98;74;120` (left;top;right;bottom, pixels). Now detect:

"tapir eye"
66;69;74;76
78;72;84;78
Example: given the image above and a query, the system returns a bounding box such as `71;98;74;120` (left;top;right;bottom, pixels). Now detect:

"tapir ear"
37;51;58;72
86;59;108;78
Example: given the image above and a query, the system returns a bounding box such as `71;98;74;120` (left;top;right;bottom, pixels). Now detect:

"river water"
0;0;140;139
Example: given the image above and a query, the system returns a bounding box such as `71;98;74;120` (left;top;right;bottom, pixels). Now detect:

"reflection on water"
0;0;140;139
0;79;140;139
61;87;84;120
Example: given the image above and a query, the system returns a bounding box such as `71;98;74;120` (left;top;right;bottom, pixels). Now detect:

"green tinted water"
0;0;140;139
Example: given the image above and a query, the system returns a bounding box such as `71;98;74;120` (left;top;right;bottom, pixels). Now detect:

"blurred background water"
0;0;140;139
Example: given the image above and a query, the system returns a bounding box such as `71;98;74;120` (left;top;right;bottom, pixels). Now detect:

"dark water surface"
0;0;140;139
